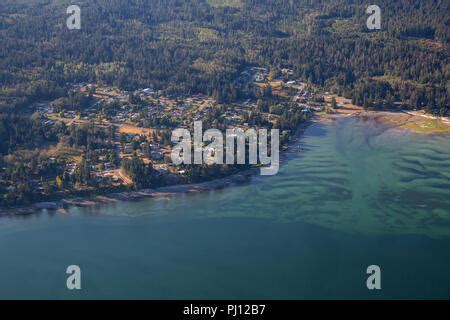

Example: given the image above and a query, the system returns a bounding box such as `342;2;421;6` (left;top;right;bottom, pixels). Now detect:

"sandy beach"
316;99;450;134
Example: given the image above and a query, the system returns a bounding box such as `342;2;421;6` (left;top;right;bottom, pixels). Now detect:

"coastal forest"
0;0;449;207
1;0;448;109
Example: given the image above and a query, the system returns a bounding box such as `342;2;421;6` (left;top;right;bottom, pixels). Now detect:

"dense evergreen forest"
0;0;448;109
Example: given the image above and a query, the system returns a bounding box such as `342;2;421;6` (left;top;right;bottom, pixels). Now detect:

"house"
303;91;313;99
302;107;312;114
123;143;135;154
151;151;164;160
281;68;294;75
254;72;265;82
153;164;167;173
142;88;154;96
104;162;114;170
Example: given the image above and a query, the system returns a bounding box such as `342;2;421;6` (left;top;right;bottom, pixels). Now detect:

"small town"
5;61;443;209
22;66;346;202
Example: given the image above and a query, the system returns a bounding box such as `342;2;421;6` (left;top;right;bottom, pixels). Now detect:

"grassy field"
206;0;243;9
118;125;157;136
197;28;220;41
373;112;450;134
401;118;450;133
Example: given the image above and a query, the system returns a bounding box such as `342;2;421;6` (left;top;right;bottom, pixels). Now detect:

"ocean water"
0;115;449;299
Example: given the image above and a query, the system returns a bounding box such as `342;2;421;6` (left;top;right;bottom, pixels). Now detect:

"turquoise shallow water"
0;116;449;299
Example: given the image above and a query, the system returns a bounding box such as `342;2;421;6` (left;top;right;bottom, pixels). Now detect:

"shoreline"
314;104;450;135
0;168;260;218
1;108;449;218
366;110;450;135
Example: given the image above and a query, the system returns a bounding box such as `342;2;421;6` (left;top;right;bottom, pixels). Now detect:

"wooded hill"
0;0;448;110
